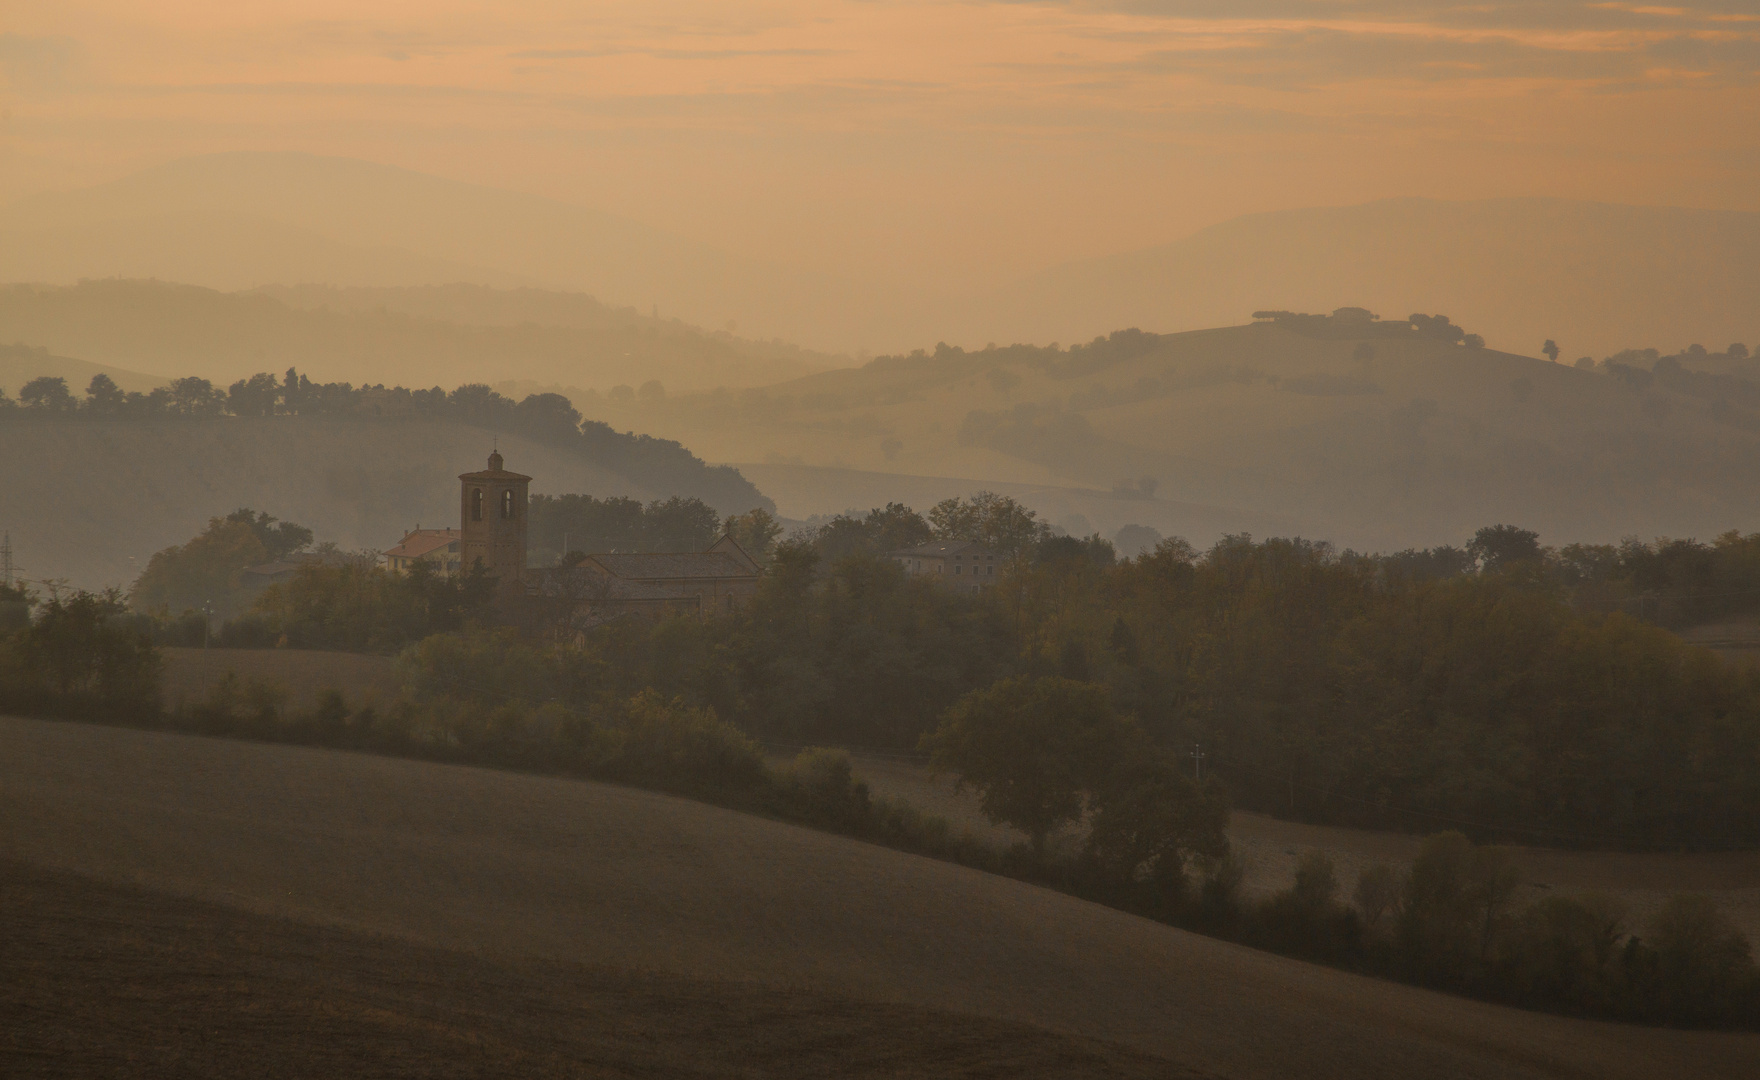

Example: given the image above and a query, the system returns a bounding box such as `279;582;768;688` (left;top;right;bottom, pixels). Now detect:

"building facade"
889;540;1000;594
531;534;762;625
383;528;462;574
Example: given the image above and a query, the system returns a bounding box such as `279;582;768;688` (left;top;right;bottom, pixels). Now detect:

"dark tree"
1466;525;1542;571
19;376;75;413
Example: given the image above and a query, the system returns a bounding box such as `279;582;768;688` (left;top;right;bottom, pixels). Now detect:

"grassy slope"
4;716;1756;1080
0;418;651;589
593;323;1760;550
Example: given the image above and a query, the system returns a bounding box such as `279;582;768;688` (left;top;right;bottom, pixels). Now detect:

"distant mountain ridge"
593;317;1760;552
966;198;1760;360
0;280;842;393
0;151;898;349
3;154;1752;356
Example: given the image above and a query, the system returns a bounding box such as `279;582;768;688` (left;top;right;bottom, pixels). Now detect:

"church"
405;451;762;623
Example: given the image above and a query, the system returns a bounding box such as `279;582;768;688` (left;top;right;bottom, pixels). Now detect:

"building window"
471;488;483;521
500;489;515;519
955;564;962;574
987;565;994;575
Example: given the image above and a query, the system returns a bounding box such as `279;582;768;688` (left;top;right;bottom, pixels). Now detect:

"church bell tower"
459;450;531;593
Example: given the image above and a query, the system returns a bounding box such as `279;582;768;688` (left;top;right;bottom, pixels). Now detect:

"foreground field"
842;751;1760;946
3;861;1169;1079
4;718;1757;1079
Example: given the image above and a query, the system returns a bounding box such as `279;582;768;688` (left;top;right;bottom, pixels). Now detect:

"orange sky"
2;1;1757;287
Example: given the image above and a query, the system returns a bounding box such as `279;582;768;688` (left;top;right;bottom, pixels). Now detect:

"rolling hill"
0;280;843;395
0;151;896;350
0;416;761;590
589;318;1760;552
960;198;1760;360
3;717;1756;1079
4;155;1753;357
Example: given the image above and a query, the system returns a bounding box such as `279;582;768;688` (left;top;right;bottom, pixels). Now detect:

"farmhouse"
383;528;462;574
889;540;999;594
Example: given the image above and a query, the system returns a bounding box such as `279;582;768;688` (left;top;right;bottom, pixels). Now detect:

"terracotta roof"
585;552;759;581
384;529;461;559
889;541;995;558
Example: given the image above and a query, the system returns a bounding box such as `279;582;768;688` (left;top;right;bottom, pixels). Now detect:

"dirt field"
160;647;401;712
5;717;1758;1079
2;860;1173;1079
831;751;1760;947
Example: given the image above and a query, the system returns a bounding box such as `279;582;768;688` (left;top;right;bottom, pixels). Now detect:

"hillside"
593;319;1760;551
5;156;1754;357
0;417;752;589
0;280;844;394
0;342;167;395
0;151;894;350
5;717;1757;1079
966;198;1760;360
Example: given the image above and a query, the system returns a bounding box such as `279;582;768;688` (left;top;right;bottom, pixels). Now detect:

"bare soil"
1;859;1177;1079
5;717;1758;1078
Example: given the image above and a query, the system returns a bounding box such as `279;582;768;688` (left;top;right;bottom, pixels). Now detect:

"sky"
2;1;1757;288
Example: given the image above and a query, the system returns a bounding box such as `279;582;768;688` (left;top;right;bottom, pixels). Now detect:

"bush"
1496;893;1627;1014
775;748;877;831
590;690;766;794
1254;852;1360;960
1638;895;1760;1026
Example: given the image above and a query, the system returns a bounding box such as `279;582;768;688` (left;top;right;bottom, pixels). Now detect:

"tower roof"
459;450;531;483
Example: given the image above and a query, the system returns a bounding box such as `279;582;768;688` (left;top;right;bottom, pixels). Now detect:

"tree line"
0;367;767;513
522;501;1760;852
6;497;1760;1027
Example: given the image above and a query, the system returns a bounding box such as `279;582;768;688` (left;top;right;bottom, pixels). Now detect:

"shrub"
591;690;766;794
1638;895;1760;1026
775;748;875;831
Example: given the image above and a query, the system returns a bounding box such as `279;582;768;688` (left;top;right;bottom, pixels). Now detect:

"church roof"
458;450;531;483
458;468;533;482
584;551;759;581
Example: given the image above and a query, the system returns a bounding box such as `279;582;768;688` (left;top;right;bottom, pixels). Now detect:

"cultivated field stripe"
2;717;1756;1080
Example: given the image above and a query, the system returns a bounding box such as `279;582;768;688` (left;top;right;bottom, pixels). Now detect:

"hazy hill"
590;318;1760;552
8;718;1756;1079
5;155;1753;357
0;280;843;394
966;198;1760;360
0;342;167;395
0;417;730;589
0;151;894;349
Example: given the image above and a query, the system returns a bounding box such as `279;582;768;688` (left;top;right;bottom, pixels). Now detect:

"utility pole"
1189;742;1206;782
1;532;12;589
